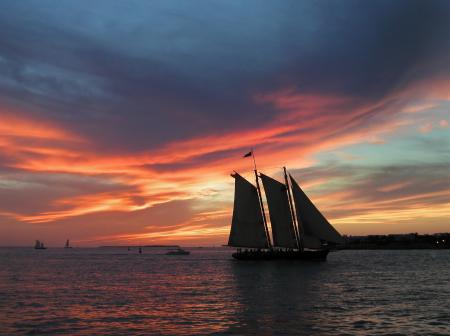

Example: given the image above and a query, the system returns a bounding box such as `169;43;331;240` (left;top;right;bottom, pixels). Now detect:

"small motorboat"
165;247;190;255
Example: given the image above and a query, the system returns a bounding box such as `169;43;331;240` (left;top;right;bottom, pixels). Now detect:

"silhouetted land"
342;233;449;249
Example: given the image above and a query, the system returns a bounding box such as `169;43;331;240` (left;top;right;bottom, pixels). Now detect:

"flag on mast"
243;151;252;158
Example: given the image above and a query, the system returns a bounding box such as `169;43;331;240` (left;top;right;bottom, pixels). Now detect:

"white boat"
165;247;190;255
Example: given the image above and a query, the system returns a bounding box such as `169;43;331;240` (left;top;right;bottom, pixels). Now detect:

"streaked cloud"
0;0;449;246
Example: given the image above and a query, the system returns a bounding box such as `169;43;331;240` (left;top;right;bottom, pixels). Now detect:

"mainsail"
290;175;344;248
228;173;269;248
260;174;297;248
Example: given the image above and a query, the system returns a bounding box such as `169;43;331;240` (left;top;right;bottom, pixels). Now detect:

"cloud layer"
0;0;449;246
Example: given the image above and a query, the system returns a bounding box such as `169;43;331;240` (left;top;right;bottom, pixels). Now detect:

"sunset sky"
0;0;449;246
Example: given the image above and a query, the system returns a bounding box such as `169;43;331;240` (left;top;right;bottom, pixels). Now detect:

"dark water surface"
0;248;449;335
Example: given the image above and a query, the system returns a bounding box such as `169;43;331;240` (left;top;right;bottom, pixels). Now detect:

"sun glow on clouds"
4;77;450;242
1;0;450;247
123;210;232;243
18;192;136;223
1;79;449;246
0;113;75;140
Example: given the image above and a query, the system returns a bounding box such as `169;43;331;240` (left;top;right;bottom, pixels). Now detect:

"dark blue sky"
1;0;449;150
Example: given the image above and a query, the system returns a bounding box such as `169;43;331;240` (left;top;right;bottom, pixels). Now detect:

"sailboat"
228;166;344;261
34;240;47;250
64;239;72;248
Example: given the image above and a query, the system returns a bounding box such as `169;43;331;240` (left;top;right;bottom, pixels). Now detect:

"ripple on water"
0;248;449;335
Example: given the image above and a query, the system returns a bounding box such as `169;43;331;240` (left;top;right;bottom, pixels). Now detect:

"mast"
260;173;297;248
251;150;272;249
284;167;303;251
255;169;272;249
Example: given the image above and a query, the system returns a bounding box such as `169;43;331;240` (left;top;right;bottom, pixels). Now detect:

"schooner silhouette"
228;152;344;260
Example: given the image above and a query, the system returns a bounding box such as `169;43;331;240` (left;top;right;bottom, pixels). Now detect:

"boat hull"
165;249;190;255
166;251;190;255
232;249;329;261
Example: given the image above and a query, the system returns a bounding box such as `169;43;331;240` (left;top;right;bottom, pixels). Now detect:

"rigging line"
251;147;257;171
289;173;306;250
284;167;303;251
254;170;272;249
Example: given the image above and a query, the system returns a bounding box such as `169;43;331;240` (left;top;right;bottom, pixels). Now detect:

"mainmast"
250;150;272;249
284;167;303;251
254;170;271;248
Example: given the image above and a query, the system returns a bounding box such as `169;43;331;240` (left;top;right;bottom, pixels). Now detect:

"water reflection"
0;248;449;335
224;260;330;335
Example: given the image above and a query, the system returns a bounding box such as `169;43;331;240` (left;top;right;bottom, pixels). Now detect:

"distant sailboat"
64;239;72;248
228;164;344;261
34;240;47;250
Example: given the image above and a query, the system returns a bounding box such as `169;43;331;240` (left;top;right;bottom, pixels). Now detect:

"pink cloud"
419;123;433;134
1;78;450;245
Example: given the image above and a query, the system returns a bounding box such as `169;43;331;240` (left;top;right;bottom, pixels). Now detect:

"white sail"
228;173;269;248
260;174;297;248
290;175;344;247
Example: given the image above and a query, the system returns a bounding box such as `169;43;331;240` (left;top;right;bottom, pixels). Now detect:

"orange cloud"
0;93;420;227
1;80;450;245
0;112;77;140
377;182;412;193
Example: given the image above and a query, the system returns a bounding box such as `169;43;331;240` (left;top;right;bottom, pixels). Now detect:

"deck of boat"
232;249;329;261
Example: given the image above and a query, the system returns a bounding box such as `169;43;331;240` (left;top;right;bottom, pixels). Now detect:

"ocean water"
0;248;449;335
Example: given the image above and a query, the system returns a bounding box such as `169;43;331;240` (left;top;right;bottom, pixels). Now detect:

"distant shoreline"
342;233;449;250
341;246;450;250
1;233;449;249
